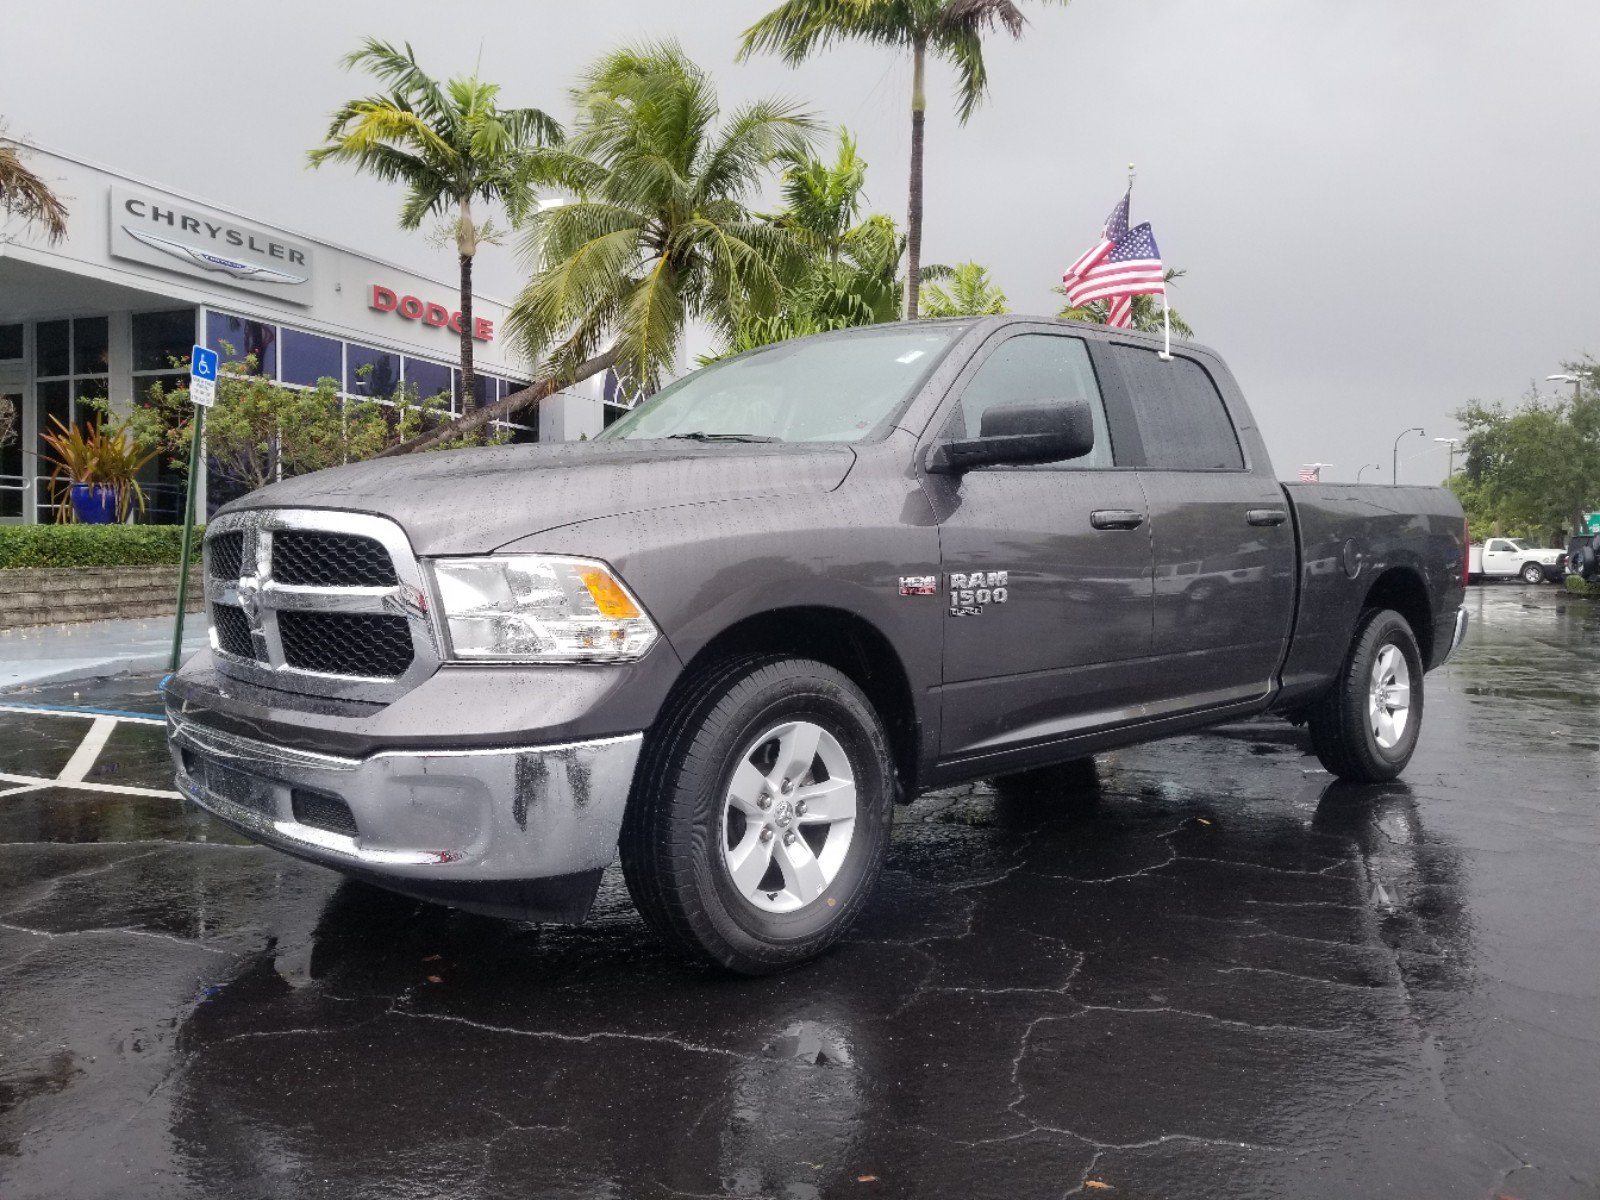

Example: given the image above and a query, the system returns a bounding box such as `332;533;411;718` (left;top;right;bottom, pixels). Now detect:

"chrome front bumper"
168;711;642;914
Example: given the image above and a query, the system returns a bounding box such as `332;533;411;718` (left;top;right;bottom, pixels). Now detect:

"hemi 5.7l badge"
898;575;938;596
949;570;1009;617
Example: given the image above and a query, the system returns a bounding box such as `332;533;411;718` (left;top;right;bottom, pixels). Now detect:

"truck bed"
1275;483;1467;707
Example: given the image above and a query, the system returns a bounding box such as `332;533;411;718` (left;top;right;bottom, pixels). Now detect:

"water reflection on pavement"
1;585;1597;1199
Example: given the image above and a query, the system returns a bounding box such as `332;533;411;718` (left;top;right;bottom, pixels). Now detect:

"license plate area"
192;755;281;820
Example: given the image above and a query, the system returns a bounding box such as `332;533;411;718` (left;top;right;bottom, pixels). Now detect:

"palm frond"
0;144;70;244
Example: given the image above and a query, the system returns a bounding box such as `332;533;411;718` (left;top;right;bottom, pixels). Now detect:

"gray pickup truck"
166;317;1469;972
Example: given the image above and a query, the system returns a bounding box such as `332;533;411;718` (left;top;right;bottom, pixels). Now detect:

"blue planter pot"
70;483;117;525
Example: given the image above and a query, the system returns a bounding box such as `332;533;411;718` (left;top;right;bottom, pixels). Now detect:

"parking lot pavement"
1;584;1597;1200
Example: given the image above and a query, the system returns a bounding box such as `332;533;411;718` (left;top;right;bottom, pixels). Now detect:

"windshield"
597;325;966;444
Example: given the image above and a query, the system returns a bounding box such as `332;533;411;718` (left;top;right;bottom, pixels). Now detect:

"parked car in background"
1468;538;1567;584
1568;535;1600;582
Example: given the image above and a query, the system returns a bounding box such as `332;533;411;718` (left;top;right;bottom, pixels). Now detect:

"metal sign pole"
168;407;204;672
168;345;218;675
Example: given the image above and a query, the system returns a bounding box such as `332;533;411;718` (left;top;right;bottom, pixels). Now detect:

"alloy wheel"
1368;644;1412;750
720;720;857;914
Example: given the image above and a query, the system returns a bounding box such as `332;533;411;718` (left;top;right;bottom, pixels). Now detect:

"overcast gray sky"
4;0;1597;481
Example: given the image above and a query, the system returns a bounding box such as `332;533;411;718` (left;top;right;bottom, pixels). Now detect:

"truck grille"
272;531;398;588
210;604;257;660
200;509;438;703
280;611;415;677
208;531;244;580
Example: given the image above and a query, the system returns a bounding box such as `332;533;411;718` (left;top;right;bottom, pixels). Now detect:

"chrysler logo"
124;227;308;286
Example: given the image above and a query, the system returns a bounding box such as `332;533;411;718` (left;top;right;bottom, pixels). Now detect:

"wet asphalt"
1;584;1597;1200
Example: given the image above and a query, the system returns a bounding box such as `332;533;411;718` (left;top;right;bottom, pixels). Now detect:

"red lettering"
424;302;450;327
398;295;425;320
448;311;463;333
370;285;398;312
473;317;494;342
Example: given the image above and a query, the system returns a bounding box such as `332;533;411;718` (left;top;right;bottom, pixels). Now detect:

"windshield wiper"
664;432;782;443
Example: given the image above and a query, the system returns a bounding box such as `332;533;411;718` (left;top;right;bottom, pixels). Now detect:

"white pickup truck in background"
1468;538;1568;584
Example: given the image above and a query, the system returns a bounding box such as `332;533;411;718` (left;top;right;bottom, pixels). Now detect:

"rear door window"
956;334;1114;468
1113;347;1244;470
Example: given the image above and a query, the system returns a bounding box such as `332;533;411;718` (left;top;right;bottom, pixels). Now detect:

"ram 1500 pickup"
166;317;1469;972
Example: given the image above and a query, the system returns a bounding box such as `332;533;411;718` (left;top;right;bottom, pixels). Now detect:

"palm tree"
1054;268;1194;337
739;0;1068;320
0;138;69;243
309;40;560;419
379;42;817;457
920;260;1007;316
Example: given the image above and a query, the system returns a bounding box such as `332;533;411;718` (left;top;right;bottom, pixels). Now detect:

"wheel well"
1363;567;1434;663
677;607;920;799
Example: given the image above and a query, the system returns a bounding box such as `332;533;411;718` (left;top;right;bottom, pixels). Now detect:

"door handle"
1246;509;1289;527
1091;509;1145;530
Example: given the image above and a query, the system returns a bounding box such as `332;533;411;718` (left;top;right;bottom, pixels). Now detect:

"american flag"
1065;222;1166;311
1298;465;1322;482
1062;190;1130;284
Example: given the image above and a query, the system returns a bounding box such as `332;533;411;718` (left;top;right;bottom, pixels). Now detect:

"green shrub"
0;524;203;569
1564;573;1598;597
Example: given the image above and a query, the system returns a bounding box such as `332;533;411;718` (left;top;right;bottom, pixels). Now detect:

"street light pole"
1356;463;1380;483
1434;436;1460;480
1547;373;1583;400
1392;426;1425;486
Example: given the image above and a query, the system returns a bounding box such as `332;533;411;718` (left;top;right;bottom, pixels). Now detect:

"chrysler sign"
108;186;315;304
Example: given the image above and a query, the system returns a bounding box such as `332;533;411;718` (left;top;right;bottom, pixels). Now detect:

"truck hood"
217;440;856;555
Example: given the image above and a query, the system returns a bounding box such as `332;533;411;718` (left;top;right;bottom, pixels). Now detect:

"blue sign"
189;344;219;407
190;345;218;382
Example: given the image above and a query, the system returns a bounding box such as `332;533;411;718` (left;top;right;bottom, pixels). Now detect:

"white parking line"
0;702;165;726
0;771;181;800
58;716;120;785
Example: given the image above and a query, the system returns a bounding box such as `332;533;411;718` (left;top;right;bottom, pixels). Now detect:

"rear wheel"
1521;562;1546;584
1307;608;1424;782
620;655;895;974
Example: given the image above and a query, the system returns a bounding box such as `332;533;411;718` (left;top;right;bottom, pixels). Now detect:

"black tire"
1520;562;1546;585
1307;608;1425;783
620;655;895;974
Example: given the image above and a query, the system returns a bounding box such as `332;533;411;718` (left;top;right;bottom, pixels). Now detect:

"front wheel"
1521;562;1546;584
620;655;895;974
1307;608;1425;782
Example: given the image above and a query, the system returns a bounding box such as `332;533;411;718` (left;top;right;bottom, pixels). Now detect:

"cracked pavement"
1;585;1597;1199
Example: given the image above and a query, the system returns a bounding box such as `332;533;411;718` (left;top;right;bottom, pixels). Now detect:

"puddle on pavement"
0;787;245;846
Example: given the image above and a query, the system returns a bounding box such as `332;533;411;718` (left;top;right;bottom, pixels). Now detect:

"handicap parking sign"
190;344;219;407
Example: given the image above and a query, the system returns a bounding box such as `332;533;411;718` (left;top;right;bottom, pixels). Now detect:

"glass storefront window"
347;345;400;398
403;357;453;406
36;320;69;378
0;324;21;360
132;309;195;372
208;311;277;377
72;317;109;376
281;328;343;388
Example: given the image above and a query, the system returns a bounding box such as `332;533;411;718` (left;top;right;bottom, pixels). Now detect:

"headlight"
429;555;659;662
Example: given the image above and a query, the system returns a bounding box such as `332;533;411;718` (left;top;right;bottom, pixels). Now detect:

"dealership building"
0;141;629;524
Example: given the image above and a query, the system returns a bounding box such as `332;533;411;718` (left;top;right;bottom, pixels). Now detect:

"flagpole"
1159;289;1172;361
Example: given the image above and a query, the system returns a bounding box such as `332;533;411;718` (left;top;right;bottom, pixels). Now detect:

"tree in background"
123;355;460;499
740;0;1068;320
0;133;69;244
711;130;905;358
309;40;561;419
1450;359;1600;544
1054;268;1194;336
920;260;1007;316
381;42;816;456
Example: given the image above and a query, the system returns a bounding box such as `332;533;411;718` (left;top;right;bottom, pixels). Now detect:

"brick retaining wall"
0;566;205;630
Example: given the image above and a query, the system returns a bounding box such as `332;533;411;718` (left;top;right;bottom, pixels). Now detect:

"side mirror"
924;399;1096;474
